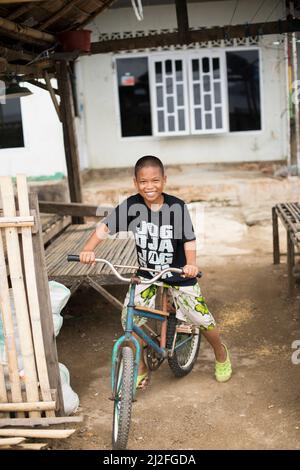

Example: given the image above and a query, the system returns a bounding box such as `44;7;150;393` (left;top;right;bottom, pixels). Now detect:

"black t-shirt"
103;193;197;286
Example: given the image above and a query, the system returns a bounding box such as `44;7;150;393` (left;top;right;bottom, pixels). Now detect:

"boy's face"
134;166;166;205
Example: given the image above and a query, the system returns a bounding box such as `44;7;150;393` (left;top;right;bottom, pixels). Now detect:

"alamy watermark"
94;196;205;251
0;80;6;104
291;340;300;365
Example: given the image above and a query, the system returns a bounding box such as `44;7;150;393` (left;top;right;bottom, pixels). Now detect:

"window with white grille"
115;48;260;138
149;55;190;136
188;51;228;134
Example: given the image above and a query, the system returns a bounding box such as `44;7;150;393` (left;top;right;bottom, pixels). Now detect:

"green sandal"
136;372;150;390
215;344;232;383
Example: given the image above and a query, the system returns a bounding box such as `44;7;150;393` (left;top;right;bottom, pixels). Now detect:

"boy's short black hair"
134;155;164;177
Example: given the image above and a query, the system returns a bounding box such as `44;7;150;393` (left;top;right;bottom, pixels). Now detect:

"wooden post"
175;0;189;41
291;9;300;174
272;207;280;264
287;230;295;295
56;61;83;224
44;71;61;121
29;192;64;415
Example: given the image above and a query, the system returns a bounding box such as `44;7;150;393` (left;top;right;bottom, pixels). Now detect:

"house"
75;0;290;170
0;0;298;188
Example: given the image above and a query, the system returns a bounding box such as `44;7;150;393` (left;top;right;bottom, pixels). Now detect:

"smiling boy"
80;156;232;386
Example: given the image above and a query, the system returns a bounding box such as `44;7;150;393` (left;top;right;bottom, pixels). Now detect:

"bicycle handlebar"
67;254;203;284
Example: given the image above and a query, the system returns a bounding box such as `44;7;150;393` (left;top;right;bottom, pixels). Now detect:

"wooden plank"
44;71;61;121
175;0;189;37
7;3;37;21
0;416;83;427
0;364;8;418
0;401;55;412
88;19;300;55
0;16;55;44
42;215;71;245
39;201;111;218
71;0;112;29
25;79;59;95
0;45;34;62
17;176;54;417
0;177;40;417
0;216;34;228
135;306;169;317
39;0;82;30
272;207;280;264
29;192;64;416
0;226;23;412
0;428;75;438
87;278;123;311
0;1;46;3
287;231;295;296
4;442;48;450
0;438;26;447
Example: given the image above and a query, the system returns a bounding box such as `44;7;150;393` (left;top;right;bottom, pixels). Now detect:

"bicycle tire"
112;347;134;450
166;314;201;377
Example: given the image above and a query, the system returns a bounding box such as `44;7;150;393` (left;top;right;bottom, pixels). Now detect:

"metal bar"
133;324;166;358
133;309;166;322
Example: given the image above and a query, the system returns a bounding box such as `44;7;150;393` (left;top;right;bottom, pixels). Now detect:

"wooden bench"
45;224;137;310
272;202;300;294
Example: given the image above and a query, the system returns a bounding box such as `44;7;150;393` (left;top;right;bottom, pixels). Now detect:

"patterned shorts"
121;281;216;331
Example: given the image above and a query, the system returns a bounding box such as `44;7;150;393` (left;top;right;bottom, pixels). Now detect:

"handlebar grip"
67;255;80;262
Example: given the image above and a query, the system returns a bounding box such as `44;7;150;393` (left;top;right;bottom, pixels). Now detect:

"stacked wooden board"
0;175;79;450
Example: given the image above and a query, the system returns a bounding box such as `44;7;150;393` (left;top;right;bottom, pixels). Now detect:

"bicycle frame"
66;255;202;406
111;282;172;397
111;282;198;398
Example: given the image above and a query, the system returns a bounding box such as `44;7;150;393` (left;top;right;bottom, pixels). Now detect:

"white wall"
76;0;288;169
0;81;67;177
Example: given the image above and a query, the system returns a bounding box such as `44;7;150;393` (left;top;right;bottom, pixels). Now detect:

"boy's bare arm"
80;222;109;264
183;240;199;278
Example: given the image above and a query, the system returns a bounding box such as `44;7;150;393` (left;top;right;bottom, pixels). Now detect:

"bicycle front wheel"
166;314;201;377
112;346;134;450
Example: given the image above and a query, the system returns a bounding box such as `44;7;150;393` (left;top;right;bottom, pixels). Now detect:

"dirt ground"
50;231;300;450
47;166;300;450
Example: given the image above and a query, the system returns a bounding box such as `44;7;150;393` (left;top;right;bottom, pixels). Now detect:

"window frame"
225;46;264;136
113;46;263;140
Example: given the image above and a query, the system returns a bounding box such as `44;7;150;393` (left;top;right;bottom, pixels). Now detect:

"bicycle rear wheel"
166;314;201;377
112;346;134;450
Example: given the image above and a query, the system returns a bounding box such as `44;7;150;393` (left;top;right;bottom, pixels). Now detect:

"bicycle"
67;255;202;450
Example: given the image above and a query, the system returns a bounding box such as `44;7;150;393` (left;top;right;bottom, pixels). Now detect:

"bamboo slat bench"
45;224;137;310
272;202;300;294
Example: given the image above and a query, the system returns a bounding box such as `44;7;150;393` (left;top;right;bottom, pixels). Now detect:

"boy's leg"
201;327;227;362
171;283;232;381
